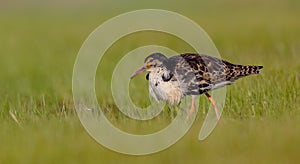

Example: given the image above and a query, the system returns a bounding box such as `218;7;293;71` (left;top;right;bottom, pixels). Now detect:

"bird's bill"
130;67;146;79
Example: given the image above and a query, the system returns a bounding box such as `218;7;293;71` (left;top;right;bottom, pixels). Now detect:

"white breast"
148;68;183;105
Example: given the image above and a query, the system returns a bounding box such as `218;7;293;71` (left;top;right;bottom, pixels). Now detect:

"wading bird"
130;53;263;120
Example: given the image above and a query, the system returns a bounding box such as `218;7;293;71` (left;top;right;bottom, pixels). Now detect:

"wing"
169;53;232;95
168;53;262;96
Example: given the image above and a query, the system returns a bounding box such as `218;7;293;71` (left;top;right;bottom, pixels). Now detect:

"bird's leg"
205;93;220;120
186;96;195;119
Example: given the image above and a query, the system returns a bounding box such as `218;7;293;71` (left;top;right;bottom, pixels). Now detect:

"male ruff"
131;53;263;120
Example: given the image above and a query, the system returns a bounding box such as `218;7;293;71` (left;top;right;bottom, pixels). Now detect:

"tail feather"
226;64;263;81
240;65;263;76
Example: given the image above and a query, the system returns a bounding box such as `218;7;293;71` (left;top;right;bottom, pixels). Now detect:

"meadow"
0;0;299;163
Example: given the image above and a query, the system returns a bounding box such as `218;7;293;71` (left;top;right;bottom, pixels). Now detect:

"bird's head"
130;53;168;79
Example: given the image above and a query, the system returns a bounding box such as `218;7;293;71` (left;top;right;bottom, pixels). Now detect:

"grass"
0;0;300;163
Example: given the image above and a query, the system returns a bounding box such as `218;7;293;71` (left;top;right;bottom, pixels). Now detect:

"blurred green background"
0;0;299;163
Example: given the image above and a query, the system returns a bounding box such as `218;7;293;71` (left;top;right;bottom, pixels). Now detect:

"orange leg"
188;96;195;117
185;96;196;120
205;93;220;120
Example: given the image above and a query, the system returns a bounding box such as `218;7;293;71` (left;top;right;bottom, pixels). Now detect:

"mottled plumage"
130;53;263;119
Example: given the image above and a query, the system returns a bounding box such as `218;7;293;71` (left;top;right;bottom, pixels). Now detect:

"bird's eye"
146;64;152;69
146;63;157;69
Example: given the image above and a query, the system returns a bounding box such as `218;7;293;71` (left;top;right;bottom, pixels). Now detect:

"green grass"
1;0;300;163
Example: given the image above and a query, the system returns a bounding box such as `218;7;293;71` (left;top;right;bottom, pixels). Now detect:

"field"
1;0;300;163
